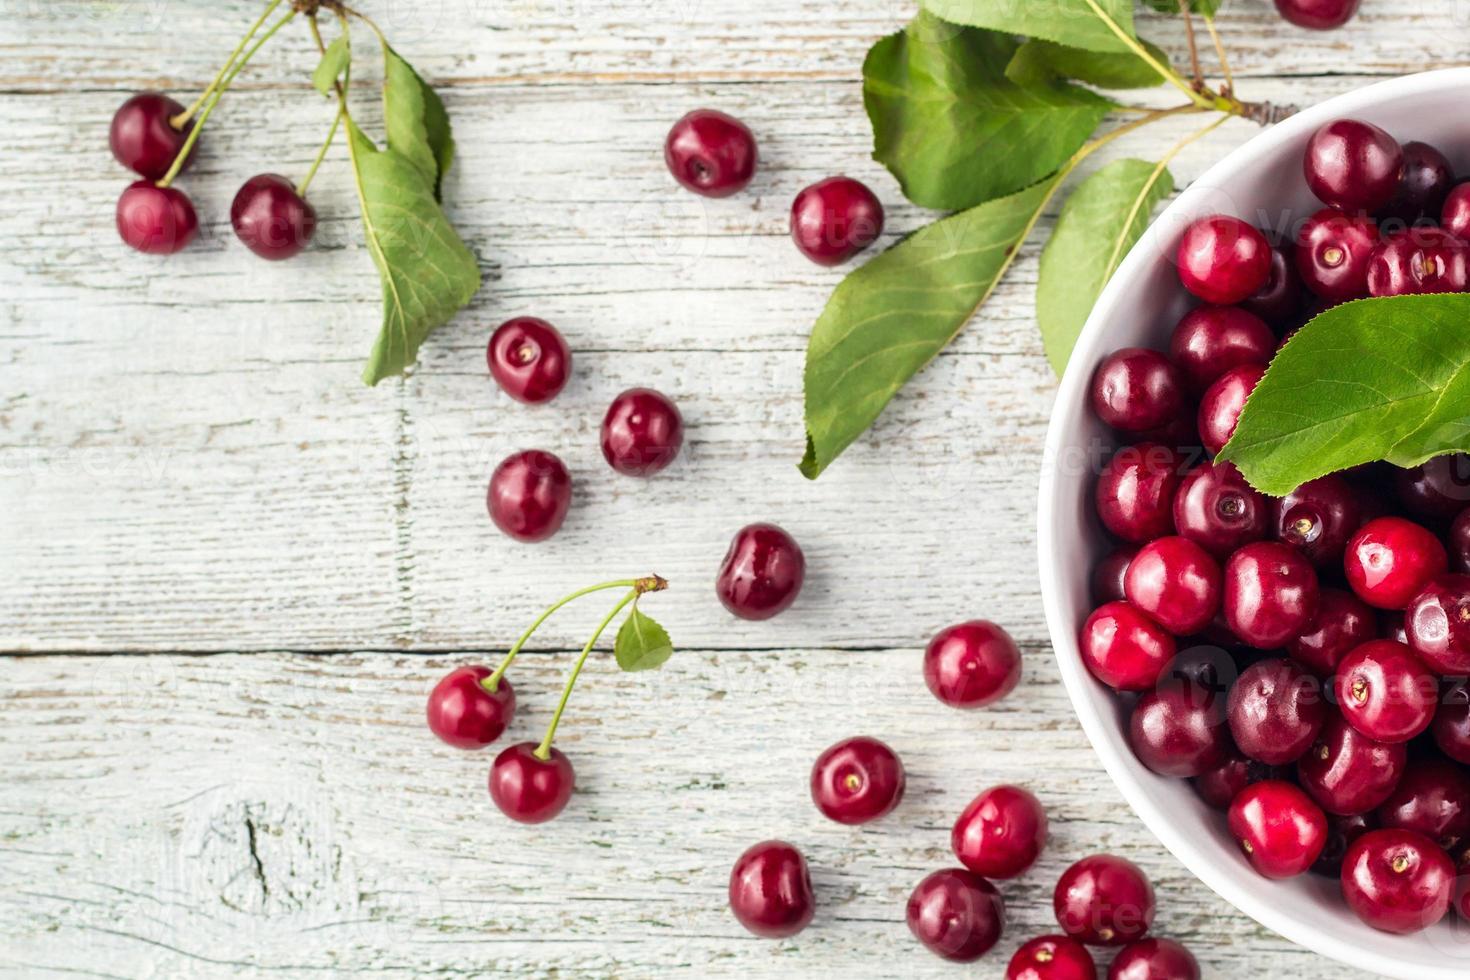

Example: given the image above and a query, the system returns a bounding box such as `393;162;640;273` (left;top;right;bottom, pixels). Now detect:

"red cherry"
664;109;757;197
1198;363;1264;457
728;840;815;938
1123;535;1222;635
1275;0;1361;29
486;449;572;542
1228;780;1328;879
1080;601;1175;693
1395;454;1470;521
789;176;884;266
810;736;905;825
1314;812;1377;877
1108;937;1201;980
951;785;1048;880
1168;306;1275;393
1443;182;1470;241
1006;935;1096;980
488;742;574;823
1176;215;1272;305
1053;854;1155;946
715;522;805;621
1171;461;1269;559
1405;573;1470;674
230;173;316;261
1335;640;1437;744
1222;541;1320;649
1379;141;1455;228
1226;658;1325;766
1304;119;1404;213
1273;475;1365;569
1432;680;1470;764
1093;546;1139;604
1287;588;1376;677
600;388;683;477
1367;228;1470;297
109;92;194;180
923;620;1022;708
116;180;198;255
1090;348;1187;433
907;869;1006;962
426;665;515;749
1295;208;1379;303
1341;829;1454;934
487;317;572;404
1297;710;1407;816
1375;760;1470;851
1129;666;1229;778
1345;517;1448;610
1096;443;1187;543
1241;245;1306;327
1193;751;1282;811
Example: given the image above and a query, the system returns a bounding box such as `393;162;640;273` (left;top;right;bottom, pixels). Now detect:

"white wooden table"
2;2;1460;976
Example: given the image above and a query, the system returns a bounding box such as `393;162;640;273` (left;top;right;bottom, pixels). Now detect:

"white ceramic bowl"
1038;68;1470;980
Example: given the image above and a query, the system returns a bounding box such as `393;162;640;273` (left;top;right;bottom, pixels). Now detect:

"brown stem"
1178;0;1205;90
1240;101;1299;126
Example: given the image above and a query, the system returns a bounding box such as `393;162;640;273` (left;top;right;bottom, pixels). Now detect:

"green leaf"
1007;38;1171;89
1143;0;1221;15
921;0;1137;53
1037;159;1174;375
801;177;1059;479
313;35;350;97
345;120;481;386
383;46;455;200
864;14;1113;210
614;607;674;672
1219;295;1470;495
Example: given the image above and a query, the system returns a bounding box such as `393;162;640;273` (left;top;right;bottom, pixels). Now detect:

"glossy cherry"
1274;0;1361;29
1053;854;1155;946
487;317;572;404
1123;536;1222;635
1304;119;1404;213
1222;541;1320;649
1108;937;1201;980
728;840;815;938
790;176;884;266
488;742;574;823
1345;517;1448;610
1093;546;1138;604
1091;348;1187;433
951;784;1048;880
486;449;572;542
1443;182;1470;241
1367;227;1470;297
1198;363;1264;457
426;665;516;749
1080;601;1175;693
1168;306;1275;393
1287;588;1376;677
716;522;805;620
664;109;757;197
1376;760;1470;851
1129;667;1229;777
1006;935;1096;980
1335;640;1437;743
923;620;1022;709
1395;454;1470;521
1295;208;1379;303
1241;245;1305;328
1405;573;1470;674
906;869;1006;962
1273;475;1363;568
1314;812;1376;877
1378;141;1455;228
1228;780;1328;879
1172;461;1269;558
1227;658;1326;765
116;180;198;255
1340;829;1455;934
1297;710;1407;816
109;92;194;181
1194;752;1282;810
810;736;905;825
600;388;683;476
1431;680;1470;764
230;174;316;260
1096;443;1186;543
1177;215;1272;305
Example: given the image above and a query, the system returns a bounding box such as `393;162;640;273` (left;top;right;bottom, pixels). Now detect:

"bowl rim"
1037;66;1470;980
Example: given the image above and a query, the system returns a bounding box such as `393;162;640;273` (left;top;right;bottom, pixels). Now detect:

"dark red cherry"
116;180;198;255
109;92;194;181
728;840;815;938
1335;640;1438;743
230;174;316;261
906;869;1005;962
1096;443;1186;543
716;522;805;621
1304;119;1404;213
1198;363;1264;457
1297;710;1407;816
1229;780;1327;878
1227;658;1326;765
1341;829;1455;934
426;665;515;749
1123;535;1222;636
1395;454;1470;521
1367;227;1470;297
1168;306;1274;394
1295;208;1379;303
1053;854;1155;946
1405;573;1470;674
1128;666;1229;777
1376;760;1470;851
1080;601;1175;693
664;109;757;197
1107;937;1200;980
1287;588;1376;677
487;317;572;404
1378;141;1455;228
1241;246;1306;328
486;449;572;542
1006;935;1096;980
1314;812;1376;876
1432;680;1470;764
1443;182;1470;241
1273;475;1363;568
1194;751;1282;810
1091;348;1187;433
810;736;905;825
1274;0;1361;29
1093;546;1138;604
923;620;1023;709
600;388;683;476
1451;508;1470;573
1177;215;1272;305
1172;461;1270;558
952;784;1048;880
790;176;884;266
1345;517;1449;610
1223;542;1320;649
488;742;574;823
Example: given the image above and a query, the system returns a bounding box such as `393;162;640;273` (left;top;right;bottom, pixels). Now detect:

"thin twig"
1178;0;1205;90
1079;0;1216;109
1204;16;1235;96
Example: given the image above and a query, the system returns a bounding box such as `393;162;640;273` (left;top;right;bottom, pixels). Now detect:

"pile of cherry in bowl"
1085;116;1470;936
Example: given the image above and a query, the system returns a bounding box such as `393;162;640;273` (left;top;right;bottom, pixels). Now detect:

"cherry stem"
483;578;646;693
1177;0;1205;90
1080;0;1226;111
157;7;298;188
534;590;637;762
1204;16;1235;96
172;0;286;129
297;107;343;198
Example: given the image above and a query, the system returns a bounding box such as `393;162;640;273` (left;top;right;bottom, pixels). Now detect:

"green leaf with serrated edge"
1143;0;1221;15
1007;38;1171;90
864;14;1112;211
801;177;1059;479
1218;295;1470;495
614;607;673;672
1038;159;1174;375
313;35;350;97
345;120;481;386
921;0;1137;53
383;46;455;200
